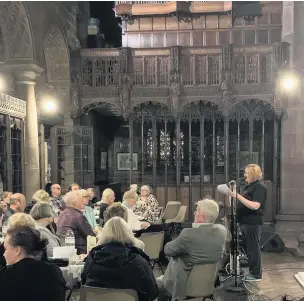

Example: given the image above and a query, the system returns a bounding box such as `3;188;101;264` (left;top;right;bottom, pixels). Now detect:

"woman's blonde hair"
8;213;36;229
97;216;136;246
130;184;138;192
246;164;263;181
123;190;139;202
78;189;90;198
102;188;114;201
87;188;94;194
32;190;50;203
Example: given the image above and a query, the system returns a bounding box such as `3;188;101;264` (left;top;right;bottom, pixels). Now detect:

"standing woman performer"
231;164;267;282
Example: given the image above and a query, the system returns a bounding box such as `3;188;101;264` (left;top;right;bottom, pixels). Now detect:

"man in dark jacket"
57;191;95;254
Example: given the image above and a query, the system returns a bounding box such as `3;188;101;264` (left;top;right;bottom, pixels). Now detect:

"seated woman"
0;213;46;267
79;189;98;232
0;226;66;301
133;185;160;224
30;202;60;257
103;203;145;250
24;189;51;214
87;188;98;208
81;217;158;301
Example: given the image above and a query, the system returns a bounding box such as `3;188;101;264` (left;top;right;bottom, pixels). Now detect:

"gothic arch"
0;2;34;60
43;24;70;83
80;101;121;116
229;99;280;121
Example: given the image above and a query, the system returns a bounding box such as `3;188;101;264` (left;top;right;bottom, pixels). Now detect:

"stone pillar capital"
10;64;44;85
14;71;37;85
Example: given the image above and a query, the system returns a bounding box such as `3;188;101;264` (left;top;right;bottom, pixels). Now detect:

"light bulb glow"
40;97;57;114
282;78;295;90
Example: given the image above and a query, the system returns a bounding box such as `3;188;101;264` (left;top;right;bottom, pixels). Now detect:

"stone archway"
0;2;34;60
43;24;70;83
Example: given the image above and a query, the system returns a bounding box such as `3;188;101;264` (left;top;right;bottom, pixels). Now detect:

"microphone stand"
222;179;245;293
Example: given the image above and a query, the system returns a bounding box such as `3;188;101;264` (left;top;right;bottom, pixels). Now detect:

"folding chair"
184;262;219;301
139;231;165;274
79;286;138;301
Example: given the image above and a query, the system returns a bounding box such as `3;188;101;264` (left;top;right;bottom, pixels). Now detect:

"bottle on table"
64;229;75;248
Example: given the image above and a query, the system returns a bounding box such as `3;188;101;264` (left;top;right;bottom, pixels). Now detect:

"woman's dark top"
99;203;109;226
88;196;98;208
81;242;159;301
0;243;5;268
236;179;267;225
24;200;37;214
0;257;66;301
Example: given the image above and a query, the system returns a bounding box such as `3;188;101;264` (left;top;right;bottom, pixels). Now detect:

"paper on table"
53;246;77;259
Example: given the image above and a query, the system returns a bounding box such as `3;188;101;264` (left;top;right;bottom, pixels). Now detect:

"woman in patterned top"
133;185;160;224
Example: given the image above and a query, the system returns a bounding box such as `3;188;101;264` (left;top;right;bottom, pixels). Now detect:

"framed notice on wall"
117;153;138;171
100;152;107;170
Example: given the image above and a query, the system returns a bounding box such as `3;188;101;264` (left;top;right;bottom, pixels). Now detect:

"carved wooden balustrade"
79;43;288;115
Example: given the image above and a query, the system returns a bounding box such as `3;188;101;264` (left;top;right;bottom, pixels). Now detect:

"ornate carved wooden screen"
50;126;94;190
127;100;279;219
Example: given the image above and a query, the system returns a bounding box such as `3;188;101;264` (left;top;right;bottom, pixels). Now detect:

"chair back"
165;205;188;223
185;262;219;298
162;201;181;220
155;207;164;224
80;286;138;301
139;231;164;260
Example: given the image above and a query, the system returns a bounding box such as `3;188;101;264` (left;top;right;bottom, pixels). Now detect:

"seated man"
102;203;145;250
157;198;227;301
121;190;150;231
57;191;95;254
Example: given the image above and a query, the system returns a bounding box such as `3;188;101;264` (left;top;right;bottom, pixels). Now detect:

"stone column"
277;3;304;220
14;70;41;199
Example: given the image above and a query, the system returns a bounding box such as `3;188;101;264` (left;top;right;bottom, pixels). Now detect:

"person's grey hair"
197;198;219;223
97;216;136;246
141;185;152;195
30;202;55;220
64;191;81;206
104;203;128;224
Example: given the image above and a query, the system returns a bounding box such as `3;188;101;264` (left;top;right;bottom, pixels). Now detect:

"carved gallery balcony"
114;1;231;18
79;43;287;101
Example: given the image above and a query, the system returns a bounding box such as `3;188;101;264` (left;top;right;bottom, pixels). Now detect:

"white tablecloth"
61;264;84;288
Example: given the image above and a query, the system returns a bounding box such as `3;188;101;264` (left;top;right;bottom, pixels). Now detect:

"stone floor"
69;251;304;301
220;251;304;300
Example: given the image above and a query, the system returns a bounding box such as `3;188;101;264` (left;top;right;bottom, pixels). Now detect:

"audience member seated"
130;184;140;195
103;203;145;250
157;198;227;301
30;202;60;257
69;183;80;191
98;188;115;226
24;189;51;214
0;213;46;267
79;189;98;232
0;204;4;228
133;185;160;224
57;191;95;254
1;192;13;223
11;193;27;212
50;184;66;215
0;226;66;301
81;217;158;301
87;188;98;208
45;182;52;196
122;190;150;231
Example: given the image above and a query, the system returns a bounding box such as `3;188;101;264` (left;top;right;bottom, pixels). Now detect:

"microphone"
229;177;246;184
